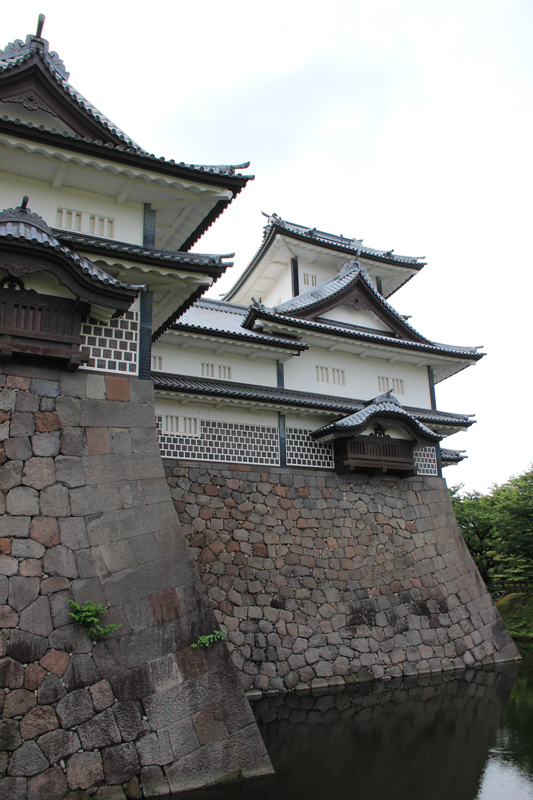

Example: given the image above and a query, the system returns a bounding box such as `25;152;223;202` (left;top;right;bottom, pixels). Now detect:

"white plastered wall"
151;342;278;387
154;397;279;429
0;172;143;245
285;345;432;408
262;268;293;308
320;306;393;331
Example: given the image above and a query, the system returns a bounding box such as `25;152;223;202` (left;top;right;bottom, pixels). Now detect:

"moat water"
179;645;533;800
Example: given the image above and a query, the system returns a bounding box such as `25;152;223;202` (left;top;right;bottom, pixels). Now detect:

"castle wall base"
166;462;520;695
0;365;271;799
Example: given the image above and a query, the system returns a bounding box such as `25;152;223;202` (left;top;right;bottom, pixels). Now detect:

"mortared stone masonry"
0;365;272;799
166;463;520;694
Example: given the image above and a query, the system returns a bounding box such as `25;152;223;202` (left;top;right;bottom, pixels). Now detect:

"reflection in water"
177;666;522;800
477;645;533;799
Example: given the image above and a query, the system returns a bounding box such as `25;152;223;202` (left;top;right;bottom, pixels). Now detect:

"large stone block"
0;719;22;750
60;427;87;457
20;707;58;741
29;380;60;399
8;578;41;613
29;518;59;548
11;540;45;560
59;518;90;550
0;460;23;492
3;517;30;538
56;689;94;729
10;413;35;438
101;556;191;608
139;766;169;797
0;776;27;800
2;690;36;719
36;676;66;706
7;742;48;777
40;485;71;517
77;709;121;750
0;657;23;689
31;432;61;458
43;546;78;579
66;752;103;791
102;743;139;785
54;457;85;489
86;503;176;547
55;397;81;427
22;458;55;490
135;730;173;767
27;765;67;800
4;438;33;462
6;486;39;516
18;597;53;638
80;400;153;430
0;556;19;577
112;702;146;742
8;631;49;664
48;624;92;654
62;655;101;692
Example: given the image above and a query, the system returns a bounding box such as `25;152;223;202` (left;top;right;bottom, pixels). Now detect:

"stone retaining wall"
166;462;520;694
0;366;271;800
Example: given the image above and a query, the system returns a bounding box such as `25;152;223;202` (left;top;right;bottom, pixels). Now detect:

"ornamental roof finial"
36;13;45;38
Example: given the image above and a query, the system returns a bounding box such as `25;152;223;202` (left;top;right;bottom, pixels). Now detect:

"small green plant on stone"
191;630;226;648
67;599;121;642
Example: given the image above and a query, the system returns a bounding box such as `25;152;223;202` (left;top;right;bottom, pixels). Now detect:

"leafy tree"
449;467;533;584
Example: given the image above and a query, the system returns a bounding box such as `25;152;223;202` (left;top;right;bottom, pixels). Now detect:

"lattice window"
156;418;280;465
378;376;404;394
164;416;198;435
152;355;162;371
201;363;231;380
316;366;345;385
286;428;334;469
303;273;317;287
56;208;114;238
414;446;438;476
79;308;139;374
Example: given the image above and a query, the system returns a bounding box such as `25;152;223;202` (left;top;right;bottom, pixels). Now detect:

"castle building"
0;19;251;376
0;21;520;797
151;214;482;476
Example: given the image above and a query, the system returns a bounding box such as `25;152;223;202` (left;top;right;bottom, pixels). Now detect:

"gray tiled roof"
264;214;425;265
0;34;253;181
54;231;232;270
309;392;441;441
273;260;428;342
152;371;473;428
0;203;143;291
441;449;467;464
170;300;307;350
247;306;482;360
224;213;424;300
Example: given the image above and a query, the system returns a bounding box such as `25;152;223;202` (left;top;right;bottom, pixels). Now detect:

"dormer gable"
255;260;429;344
0;24;137;147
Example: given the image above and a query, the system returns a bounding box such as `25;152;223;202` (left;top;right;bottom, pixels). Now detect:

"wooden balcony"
334;435;415;476
0;288;89;370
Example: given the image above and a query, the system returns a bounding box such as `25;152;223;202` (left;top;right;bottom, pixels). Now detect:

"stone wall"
0;366;272;800
166;462;520;694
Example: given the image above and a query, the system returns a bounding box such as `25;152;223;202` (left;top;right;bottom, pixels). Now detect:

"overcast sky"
4;1;533;492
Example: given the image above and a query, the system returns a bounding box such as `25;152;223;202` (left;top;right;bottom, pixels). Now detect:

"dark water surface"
178;649;533;800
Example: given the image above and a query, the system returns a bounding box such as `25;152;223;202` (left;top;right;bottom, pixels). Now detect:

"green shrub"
191;630;226;648
67;599;121;642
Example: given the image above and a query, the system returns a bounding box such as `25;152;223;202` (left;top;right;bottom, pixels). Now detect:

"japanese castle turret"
0;16;520;800
152;214;483;474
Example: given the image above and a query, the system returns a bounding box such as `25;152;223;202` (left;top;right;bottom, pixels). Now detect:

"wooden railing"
335;436;415;475
347;438;413;463
0;288;88;370
0;296;78;341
